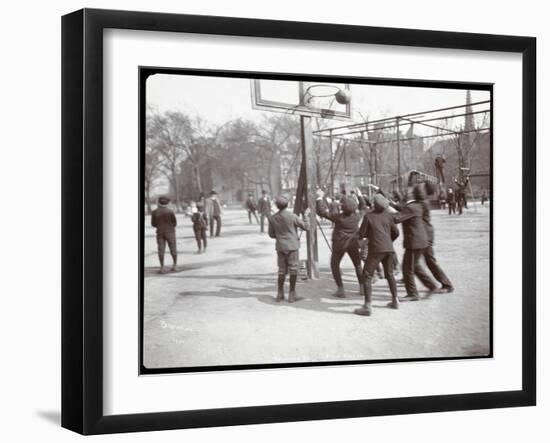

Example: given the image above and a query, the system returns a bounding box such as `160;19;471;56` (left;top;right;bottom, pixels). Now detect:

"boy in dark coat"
245;193;259;224
416;183;454;293
258;190;272;233
191;203;208;253
393;185;439;300
355;194;400;316
204;190;223;237
439;190;446;209
316;190;363;298
454;176;469;213
481;190;488;205
446;188;456;214
268;196;310;302
151;196;177;273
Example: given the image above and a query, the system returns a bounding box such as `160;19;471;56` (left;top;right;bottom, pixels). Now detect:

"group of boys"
151;183;456;315
245;190;277;233
150;190;225;273
444;176;470;215
152;187;284;274
266;183;454;316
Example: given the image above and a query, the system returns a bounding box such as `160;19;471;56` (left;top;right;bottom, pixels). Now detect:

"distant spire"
464;90;474;133
458;90;474;178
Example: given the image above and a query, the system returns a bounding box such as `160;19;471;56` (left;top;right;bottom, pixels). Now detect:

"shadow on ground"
175;266;409;316
144;257;237;277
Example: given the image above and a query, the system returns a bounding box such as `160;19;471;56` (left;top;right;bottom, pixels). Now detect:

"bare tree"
146;110;304;205
149;110;193;210
144;107;163;213
447;111;490;181
252;115;300;195
215;118;261;193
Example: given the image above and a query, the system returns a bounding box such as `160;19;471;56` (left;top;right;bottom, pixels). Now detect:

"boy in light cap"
268;196;310;302
356;194;400;316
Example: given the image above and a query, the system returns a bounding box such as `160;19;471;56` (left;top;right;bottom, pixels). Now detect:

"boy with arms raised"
316;189;364;298
355;194;400;316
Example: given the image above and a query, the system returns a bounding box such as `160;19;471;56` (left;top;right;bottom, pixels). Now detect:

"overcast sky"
146;74;491;135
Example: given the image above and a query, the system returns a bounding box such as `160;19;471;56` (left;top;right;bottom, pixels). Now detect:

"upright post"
372;120;378;187
329;129;334;197
396;116;402;193
343;139;348;192
374;141;378;186
300;115;319;279
457;136;465;183
360;131;366;183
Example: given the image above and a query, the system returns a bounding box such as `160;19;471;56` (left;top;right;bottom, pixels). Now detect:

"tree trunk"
456;137;465;181
170;165;180;212
144;178;152;214
193;163;203;194
265;154;275;195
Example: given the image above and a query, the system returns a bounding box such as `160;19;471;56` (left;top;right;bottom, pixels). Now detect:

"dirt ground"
143;202;491;369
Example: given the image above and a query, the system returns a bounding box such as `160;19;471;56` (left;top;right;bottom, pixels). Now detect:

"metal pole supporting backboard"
300;115;320;279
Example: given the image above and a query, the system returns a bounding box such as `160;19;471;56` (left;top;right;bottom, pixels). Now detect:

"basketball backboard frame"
250;79;352;121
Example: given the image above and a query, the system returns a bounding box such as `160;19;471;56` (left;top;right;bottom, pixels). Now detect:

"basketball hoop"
303;84;352;107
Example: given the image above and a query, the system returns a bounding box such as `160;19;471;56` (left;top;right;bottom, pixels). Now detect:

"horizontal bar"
315;127;490;146
315;109;490;137
315;100;491;133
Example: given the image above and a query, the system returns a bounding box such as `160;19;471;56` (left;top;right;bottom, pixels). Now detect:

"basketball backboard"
250;79;352;121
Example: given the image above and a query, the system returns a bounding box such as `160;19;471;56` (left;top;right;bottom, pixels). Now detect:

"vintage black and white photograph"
140;70;492;372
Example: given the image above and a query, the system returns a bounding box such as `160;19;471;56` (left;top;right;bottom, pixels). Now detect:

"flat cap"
275;196;289;208
373;194;389;210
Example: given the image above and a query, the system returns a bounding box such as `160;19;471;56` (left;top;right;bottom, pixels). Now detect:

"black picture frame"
62;8;536;435
137;66;495;375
